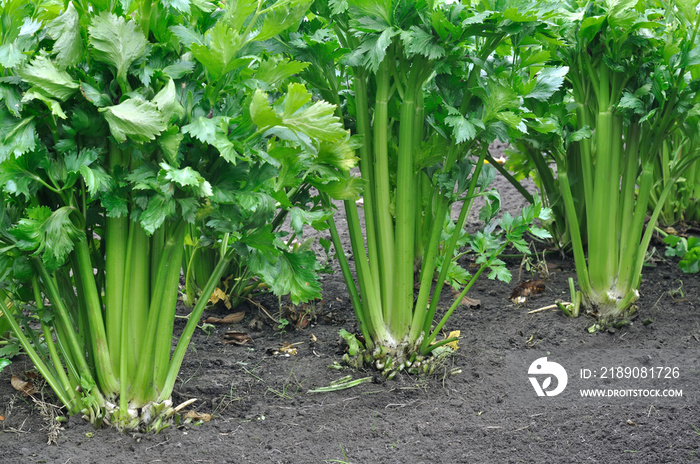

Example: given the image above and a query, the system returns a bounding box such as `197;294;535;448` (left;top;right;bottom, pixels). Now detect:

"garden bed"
1;173;698;463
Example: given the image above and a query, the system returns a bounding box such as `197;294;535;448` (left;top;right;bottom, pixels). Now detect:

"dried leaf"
510;280;546;304
445;330;460;350
208;287;232;309
295;313;311;329
460;296;481;308
268;342;303;356
430;330;460;350
204;311;245;324
279;342;299;355
184;410;212;422
222;331;253;345
0;415;4;421
11;374;35;396
450;287;480;308
281;303;316;329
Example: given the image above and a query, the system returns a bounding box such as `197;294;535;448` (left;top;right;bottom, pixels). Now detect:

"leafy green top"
0;0;354;303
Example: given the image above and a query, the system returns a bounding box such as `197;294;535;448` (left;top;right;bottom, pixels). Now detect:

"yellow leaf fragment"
279;342;299;355
208;287;232;309
184;410;212;422
445;330;460;350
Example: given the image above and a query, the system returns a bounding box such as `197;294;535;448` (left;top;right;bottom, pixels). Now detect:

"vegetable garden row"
0;0;698;432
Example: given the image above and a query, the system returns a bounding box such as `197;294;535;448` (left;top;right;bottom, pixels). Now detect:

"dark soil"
1;146;699;463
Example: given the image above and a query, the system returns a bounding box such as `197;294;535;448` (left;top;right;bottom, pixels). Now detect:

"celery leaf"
259;249;322;304
99;99;166;143
89;12;148;84
18;57;79;101
46;2;84;67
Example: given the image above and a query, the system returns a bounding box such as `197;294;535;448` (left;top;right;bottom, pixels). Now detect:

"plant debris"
11;374;35;396
222;331;254;345
510;280;546;304
280;303;317;329
204;311;245;324
307;375;372;393
208;288;232;310
184;410;212;422
268;342;303;356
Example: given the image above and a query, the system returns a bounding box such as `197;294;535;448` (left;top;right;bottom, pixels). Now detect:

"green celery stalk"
131;220;185;405
71;239;119;395
158;249;233;403
390;68;420;339
152;221;187;395
122;222;150;383
0;296;78;412
372;60;395;317
105;144;128;376
34;259;106;404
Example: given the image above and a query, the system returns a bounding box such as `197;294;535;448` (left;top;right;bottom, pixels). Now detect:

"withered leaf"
268;342;303;356
223;331;253;345
444;330;460;350
450;287;480;308
461;296;481;308
430;330;460;350
208;287;232;309
279;342;299;355
281;303;316;329
295;313;311;329
184;410;212;422
510;280;546;304
204;311;245;324
11;374;35;396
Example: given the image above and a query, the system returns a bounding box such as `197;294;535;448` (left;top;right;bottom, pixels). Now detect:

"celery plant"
648;117;700;227
0;0;349;429
504;89;588;249
283;0;554;375
547;0;700;323
182;107;355;310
